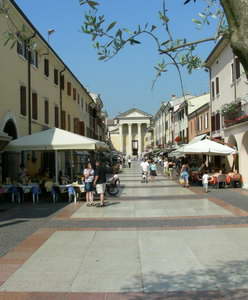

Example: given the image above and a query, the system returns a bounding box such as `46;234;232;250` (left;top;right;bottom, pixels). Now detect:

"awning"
180;139;236;156
189;134;207;144
5;128;108;151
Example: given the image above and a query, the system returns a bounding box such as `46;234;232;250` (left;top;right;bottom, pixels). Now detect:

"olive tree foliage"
79;0;228;91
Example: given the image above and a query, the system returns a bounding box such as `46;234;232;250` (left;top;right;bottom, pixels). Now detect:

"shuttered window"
235;57;241;79
211;81;215;99
20;86;27;116
60;75;64;90
74;118;79;133
32;93;38;120
211;115;215;132
61;110;66;130
44;59;49;77
54;106;59;128
67;114;71;131
216;113;220;130
73;88;76;100
54;69;59;85
216;77;219;95
67;82;71;96
44;100;49;124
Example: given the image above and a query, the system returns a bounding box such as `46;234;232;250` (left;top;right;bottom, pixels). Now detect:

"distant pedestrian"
202;171;209;193
128;157;131;168
150;160;157;181
163;159;169;175
180;162;190;187
84;162;95;206
93;160;107;207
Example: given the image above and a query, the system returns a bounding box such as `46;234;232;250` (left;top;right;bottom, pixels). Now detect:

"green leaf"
161;40;170;46
192;19;202;25
106;22;117;32
98;56;107;60
87;1;99;9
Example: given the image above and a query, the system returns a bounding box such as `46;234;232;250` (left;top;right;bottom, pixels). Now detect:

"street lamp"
47;29;55;44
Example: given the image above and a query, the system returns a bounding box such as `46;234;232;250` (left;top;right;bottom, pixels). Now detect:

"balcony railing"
224;102;248;128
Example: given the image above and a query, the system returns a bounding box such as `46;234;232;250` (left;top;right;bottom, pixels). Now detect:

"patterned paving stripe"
0;289;248;299
47;216;248;229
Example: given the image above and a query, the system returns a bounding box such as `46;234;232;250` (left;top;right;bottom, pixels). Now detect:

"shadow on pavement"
120;259;248;299
0;220;27;228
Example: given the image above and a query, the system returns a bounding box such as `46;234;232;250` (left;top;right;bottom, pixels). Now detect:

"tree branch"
159;37;217;54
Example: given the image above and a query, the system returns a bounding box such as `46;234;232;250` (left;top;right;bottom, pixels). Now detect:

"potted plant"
221;101;241;121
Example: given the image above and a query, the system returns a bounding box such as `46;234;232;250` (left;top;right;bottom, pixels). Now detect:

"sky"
14;0;218;118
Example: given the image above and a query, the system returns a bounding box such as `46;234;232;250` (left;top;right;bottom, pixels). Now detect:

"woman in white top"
83;162;95;206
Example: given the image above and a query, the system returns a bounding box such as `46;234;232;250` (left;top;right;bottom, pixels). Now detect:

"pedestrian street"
2;162;248;299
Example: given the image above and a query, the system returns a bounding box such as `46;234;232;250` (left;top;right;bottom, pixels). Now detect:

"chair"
8;186;21;204
51;186;60;203
31;186;41;204
44;181;54;192
67;186;77;203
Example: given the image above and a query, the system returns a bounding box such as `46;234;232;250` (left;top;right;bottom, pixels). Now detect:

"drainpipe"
27;32;36;135
233;53;237;102
206;67;212;138
59;67;66;129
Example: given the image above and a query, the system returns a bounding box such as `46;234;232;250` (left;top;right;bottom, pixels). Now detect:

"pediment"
117;108;152;119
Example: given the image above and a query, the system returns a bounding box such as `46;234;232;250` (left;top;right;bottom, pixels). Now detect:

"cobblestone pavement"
1;162;248;299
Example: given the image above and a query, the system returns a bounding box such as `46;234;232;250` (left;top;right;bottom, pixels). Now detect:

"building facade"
108;109;153;157
205;38;248;187
0;0;107;180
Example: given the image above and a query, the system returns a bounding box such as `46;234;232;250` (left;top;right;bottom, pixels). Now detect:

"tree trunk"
221;0;248;75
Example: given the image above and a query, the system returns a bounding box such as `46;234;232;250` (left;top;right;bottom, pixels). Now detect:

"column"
128;123;132;156
119;124;123;153
138;123;142;156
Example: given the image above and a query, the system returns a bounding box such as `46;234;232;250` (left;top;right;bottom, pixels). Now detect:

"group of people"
140;158;158;183
82;160;107;207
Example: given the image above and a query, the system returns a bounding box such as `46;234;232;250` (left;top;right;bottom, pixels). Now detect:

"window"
61;110;66;130
44;59;49;77
17;40;28;59
216;77;219;95
205;113;209;129
54;69;59;85
30;50;38;68
44;100;49;124
67;82;71;96
79;121;85;136
20;86;27;116
67;114;71;131
211;115;215;132
235;57;241;79
231;63;234;82
54;106;59;128
77;94;80;104
199;116;202;131
60;75;64;90
211;81;215;99
81;98;84;111
73;88;76;100
32;92;38;120
74;118;79;133
216;113;220;130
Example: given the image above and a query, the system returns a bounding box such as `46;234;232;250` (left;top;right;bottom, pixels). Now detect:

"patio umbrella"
180;139;236;156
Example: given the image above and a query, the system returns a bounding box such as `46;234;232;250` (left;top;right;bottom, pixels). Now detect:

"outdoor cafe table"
55;184;85;202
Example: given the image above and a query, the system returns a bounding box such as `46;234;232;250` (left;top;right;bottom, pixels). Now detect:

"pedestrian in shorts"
202;171;209;193
93;160;107;207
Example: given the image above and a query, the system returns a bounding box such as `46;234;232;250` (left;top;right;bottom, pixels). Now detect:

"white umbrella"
5;127;108;151
180;139;236;156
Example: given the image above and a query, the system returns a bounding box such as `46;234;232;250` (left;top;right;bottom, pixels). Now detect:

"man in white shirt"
202;171;209;193
140;159;150;182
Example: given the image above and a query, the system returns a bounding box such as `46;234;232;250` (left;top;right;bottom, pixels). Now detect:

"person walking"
163;159;169;175
202;171;209;193
150;160;157;182
128;157;132;168
83;162;95;206
140;158;150;183
180;161;190;187
93;160;107;207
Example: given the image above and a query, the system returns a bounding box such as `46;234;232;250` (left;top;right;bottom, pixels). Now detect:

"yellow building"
0;0;106;181
108;109;153;157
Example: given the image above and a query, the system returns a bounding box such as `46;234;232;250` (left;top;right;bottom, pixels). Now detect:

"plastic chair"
8;186;21;204
67;186;77;203
31;186;41;204
51;186;60;203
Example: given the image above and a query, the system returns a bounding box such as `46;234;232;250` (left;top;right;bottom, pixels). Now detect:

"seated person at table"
18;164;29;184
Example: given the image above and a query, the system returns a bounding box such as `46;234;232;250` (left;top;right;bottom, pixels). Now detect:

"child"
202;171;209;193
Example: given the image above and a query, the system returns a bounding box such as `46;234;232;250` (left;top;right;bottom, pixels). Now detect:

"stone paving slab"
2;229;248;293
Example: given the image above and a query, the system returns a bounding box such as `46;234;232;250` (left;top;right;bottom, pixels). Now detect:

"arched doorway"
227;135;239;171
2;119;19;181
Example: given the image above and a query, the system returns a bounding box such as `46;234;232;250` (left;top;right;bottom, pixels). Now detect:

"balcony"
223;102;248;128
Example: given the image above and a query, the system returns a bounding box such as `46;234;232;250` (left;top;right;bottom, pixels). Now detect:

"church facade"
108;109;153;156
